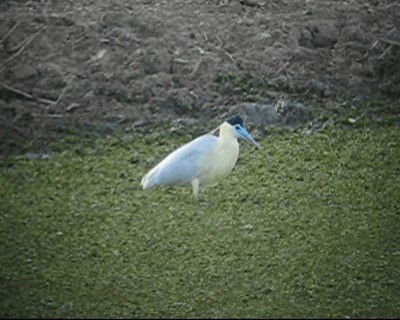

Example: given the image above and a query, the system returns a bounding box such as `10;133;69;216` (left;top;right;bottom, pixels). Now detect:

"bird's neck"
219;123;236;141
217;123;239;152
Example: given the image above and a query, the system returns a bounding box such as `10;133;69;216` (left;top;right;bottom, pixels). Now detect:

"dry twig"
223;50;236;64
380;38;400;47
357;40;379;62
0;28;43;70
274;61;290;76
52;74;75;107
0;22;21;45
173;58;190;64
358;37;400;63
215;35;236;65
378;44;394;60
0;81;55;105
190;58;205;79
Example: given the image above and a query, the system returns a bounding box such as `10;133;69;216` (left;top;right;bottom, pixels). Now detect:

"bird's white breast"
199;137;239;185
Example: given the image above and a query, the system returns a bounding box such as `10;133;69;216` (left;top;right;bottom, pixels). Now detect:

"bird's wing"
141;134;217;188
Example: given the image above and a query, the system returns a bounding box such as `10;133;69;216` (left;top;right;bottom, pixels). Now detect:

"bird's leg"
191;179;200;201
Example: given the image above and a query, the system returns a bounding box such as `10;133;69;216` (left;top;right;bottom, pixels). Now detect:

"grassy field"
1;114;399;318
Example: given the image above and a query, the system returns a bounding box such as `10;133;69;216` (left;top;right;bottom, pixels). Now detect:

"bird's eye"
235;125;241;130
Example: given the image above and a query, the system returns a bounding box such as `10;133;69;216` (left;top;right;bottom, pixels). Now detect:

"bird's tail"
141;168;157;190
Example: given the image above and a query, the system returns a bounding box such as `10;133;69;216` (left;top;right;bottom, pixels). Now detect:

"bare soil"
1;0;399;154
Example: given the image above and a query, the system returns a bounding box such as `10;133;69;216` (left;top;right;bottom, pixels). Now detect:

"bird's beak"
239;126;261;149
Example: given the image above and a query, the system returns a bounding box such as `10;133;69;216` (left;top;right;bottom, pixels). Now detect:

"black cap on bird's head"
226;115;244;127
224;114;261;149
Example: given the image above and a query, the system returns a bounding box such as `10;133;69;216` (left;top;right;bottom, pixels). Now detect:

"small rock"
240;103;279;126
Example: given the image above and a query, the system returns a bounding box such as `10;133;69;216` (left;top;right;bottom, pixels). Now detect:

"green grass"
1;121;399;318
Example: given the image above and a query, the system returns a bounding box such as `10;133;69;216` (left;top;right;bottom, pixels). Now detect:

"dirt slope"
0;0;399;153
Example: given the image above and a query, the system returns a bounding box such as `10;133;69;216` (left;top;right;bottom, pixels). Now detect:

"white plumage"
141;115;260;200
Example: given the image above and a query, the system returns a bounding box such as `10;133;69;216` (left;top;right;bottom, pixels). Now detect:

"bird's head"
225;115;261;149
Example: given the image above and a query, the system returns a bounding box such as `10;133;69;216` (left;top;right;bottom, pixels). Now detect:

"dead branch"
223;49;236;64
380;38;400;47
31;113;64;119
0;81;55;105
216;35;224;47
46;114;64;118
173;58;190;64
378;44;394;60
52;74;75;107
191;46;211;55
190;57;205;79
215;35;236;65
356;40;379;62
0;22;21;45
9;32;37;53
274;61;290;76
0;28;43;70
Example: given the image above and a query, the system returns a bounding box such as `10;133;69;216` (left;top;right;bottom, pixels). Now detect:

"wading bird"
141;115;261;200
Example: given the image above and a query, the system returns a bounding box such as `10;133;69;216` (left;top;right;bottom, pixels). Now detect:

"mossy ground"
1;109;399;318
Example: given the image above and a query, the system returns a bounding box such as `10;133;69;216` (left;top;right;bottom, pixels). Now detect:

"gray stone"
239;103;279;126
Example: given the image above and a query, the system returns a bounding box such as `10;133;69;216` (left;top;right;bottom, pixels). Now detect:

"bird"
141;115;261;200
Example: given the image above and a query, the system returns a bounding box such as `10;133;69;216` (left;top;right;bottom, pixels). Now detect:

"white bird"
141;115;261;200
